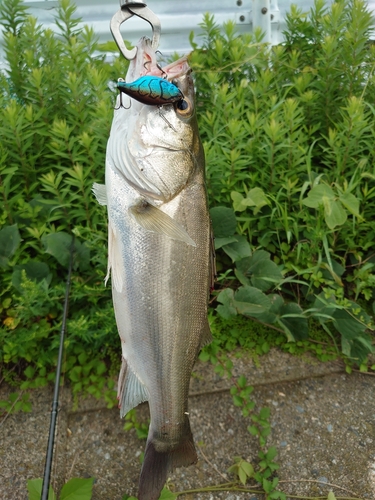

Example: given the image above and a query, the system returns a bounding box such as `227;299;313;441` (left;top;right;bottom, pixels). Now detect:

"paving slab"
0;349;374;500
0;385;69;500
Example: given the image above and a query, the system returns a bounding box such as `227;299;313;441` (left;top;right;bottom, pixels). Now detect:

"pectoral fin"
129;201;196;247
106;221;124;292
92;183;107;205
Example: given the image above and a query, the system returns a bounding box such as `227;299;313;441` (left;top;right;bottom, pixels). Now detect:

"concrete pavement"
0;348;374;499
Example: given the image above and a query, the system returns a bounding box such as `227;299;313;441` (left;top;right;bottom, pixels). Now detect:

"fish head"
140;63;199;155
109;38;203;203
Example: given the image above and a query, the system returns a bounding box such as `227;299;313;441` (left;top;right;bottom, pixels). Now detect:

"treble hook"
110;1;161;61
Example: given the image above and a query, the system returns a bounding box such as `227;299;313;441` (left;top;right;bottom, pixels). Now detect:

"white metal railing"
0;0;294;66
3;0;374;67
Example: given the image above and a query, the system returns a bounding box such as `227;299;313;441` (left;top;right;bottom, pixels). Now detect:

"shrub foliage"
190;0;375;363
0;0;374;401
0;0;128;403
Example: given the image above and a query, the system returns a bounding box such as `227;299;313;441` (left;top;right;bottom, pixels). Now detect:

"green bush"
0;0;127;403
190;0;375;363
0;0;374;402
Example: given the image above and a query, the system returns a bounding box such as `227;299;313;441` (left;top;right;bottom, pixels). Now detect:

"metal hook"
110;1;161;61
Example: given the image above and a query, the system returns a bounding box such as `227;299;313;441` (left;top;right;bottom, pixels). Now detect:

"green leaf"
268;294;284;314
41;233;89;270
222;235;251;262
234;286;271;317
238;466;247;485
12;261;52;290
27;478;56;500
234;267;251;286
158;488;178;500
42;232;73;267
277;303;309;341
96;40;120;52
241;250;283;291
339;191;361;218
214;236;238;249
24;366;35;379
327;491;337;500
75;241;91;271
341;337;351;358
233;395;243;406
231;188;269;213
245;187;270;214
0;224;21;268
241;460;254;477
324;199;347;229
96;361;106;375
269;490;284;499
248;424;259;436
216;288;237;319
262;477;272;493
259;407;271;420
302;184;335;208
231;191;247;212
210;206;237;237
237;375;247;388
311;293;337;323
266;445;278;461
333;302;370;340
60;477;94;500
248;293;283;325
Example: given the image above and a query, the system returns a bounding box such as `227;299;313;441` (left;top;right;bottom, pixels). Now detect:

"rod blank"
41;237;75;500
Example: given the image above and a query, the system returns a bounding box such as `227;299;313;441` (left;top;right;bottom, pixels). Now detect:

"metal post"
252;0;272;44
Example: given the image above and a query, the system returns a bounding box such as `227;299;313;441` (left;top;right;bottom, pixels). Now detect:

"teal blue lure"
117;76;183;106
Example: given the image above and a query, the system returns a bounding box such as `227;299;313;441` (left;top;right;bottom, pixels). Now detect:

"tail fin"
138;421;197;500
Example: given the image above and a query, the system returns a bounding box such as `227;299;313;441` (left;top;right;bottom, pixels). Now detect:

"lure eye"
175;97;192;116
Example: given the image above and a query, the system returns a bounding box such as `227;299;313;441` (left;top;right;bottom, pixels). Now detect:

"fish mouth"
136;37;190;82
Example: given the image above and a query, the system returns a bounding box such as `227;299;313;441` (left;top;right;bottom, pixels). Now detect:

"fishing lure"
117;75;183;106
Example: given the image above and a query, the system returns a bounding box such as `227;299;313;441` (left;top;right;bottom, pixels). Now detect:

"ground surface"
0;349;374;500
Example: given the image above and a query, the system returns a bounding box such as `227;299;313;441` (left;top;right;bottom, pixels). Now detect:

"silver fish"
93;37;212;500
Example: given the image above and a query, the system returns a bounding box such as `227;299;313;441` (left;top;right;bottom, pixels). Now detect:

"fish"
93;37;213;500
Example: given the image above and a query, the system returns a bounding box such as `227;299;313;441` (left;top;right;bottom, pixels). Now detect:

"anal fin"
200;319;213;348
118;357;149;417
209;221;217;292
129;200;196;247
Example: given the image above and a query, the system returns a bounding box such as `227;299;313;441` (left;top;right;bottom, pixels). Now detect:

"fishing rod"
41;236;75;500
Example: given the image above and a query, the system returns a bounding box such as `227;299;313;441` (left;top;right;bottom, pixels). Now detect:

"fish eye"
175;97;192;116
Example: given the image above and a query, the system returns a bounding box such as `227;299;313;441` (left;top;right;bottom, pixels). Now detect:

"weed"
27;477;94;500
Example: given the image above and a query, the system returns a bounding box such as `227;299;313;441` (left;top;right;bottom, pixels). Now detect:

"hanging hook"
110;1;161;61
